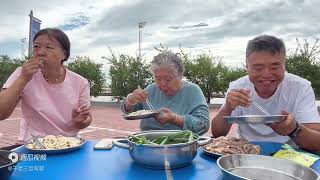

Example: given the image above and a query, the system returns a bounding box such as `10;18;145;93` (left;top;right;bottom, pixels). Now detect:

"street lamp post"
20;38;27;60
28;10;34;57
138;22;146;60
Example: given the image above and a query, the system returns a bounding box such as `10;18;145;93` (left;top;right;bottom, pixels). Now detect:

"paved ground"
0;105;235;148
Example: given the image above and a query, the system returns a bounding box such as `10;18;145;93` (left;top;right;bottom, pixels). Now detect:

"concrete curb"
90;101;320;112
91;101;121;107
91;101;221;109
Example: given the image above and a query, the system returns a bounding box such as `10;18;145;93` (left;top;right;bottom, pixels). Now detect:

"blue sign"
31;17;41;42
29;15;41;56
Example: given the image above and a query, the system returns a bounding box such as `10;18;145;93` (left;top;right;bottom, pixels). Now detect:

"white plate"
224;115;287;124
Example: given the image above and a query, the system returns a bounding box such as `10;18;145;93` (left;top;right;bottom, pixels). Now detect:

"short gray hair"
246;35;286;59
150;51;185;77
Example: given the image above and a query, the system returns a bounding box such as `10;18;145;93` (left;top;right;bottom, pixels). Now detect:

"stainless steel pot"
218;154;320;180
113;130;211;169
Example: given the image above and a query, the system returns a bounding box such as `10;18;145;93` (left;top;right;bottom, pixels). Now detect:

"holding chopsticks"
137;85;156;112
124;85;157;112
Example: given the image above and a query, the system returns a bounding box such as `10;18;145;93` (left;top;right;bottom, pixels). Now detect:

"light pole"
28;10;34;57
138;22;146;60
20;38;27;60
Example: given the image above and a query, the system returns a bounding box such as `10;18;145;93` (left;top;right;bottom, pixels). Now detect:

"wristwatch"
288;121;302;140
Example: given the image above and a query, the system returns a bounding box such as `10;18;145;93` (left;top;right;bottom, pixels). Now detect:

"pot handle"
197;136;212;146
113;139;130;149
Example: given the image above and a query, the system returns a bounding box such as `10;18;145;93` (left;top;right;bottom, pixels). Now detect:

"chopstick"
31;134;46;149
137;85;156;112
145;98;156;112
251;100;271;116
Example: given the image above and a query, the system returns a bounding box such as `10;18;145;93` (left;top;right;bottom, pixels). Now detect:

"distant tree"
103;48;152;101
0;55;24;87
67;56;106;97
286;38;320;98
221;66;247;93
182;52;229;102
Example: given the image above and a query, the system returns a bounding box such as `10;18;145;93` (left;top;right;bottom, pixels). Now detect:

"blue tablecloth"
9;141;320;180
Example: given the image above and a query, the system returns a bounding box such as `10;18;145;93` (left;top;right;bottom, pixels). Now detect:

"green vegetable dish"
128;130;200;145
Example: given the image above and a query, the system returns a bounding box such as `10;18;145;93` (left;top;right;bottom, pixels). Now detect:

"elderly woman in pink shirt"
0;28;91;149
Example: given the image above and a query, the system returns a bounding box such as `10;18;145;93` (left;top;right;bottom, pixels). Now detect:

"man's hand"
72;106;92;129
269;110;297;136
224;89;251;111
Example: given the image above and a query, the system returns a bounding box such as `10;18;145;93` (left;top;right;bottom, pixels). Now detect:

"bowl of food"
123;110;159;120
0;150;21;180
113;130;211;169
25;135;86;154
201;136;261;158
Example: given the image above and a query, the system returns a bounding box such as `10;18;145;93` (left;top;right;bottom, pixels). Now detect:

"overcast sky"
1;0;319;67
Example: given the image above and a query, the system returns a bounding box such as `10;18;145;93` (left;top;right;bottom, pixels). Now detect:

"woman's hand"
19;58;43;82
126;88;149;106
72;106;92;129
156;107;176;124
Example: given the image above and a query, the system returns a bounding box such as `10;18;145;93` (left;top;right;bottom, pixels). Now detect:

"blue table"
9;141;320;180
10;141;223;180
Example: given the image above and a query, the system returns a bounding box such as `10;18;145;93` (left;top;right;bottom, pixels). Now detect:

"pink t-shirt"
3;67;90;143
